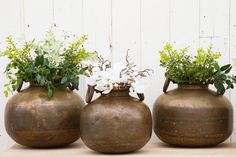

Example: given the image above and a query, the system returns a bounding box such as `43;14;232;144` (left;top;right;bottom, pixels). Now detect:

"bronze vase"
80;86;152;153
5;85;85;148
153;80;233;147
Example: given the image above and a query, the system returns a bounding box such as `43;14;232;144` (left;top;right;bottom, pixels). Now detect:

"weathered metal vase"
5;85;85;148
153;79;233;147
80;86;152;153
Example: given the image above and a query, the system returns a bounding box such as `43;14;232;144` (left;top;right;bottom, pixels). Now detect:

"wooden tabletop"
1;141;236;157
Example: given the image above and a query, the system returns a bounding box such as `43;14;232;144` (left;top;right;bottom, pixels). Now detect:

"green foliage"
1;30;97;98
160;43;236;95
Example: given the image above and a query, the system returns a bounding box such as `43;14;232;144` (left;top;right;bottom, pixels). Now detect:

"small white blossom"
95;79;113;93
44;52;64;67
102;83;113;94
29;48;37;60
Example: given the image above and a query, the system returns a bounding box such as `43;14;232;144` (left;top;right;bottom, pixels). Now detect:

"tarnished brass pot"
5;85;84;148
153;80;233;147
80;86;152;153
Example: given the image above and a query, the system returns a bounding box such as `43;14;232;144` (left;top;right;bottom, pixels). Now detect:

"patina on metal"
80;86;152;153
5;85;85;148
153;79;233;147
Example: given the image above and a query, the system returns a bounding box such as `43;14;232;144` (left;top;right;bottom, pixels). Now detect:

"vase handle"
163;78;170;93
16;81;23;92
137;93;144;101
86;85;95;103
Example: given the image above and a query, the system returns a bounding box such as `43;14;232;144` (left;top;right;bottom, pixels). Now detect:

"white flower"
95;79;113;94
100;70;112;79
86;76;97;86
131;78;148;94
44;51;64;67
102;83;113;94
91;66;100;74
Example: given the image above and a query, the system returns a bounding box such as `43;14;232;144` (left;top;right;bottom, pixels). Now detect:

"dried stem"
136;68;154;77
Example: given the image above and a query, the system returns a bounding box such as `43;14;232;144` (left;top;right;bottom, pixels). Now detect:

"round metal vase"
153;79;233;147
5;85;85;148
80;86;152;153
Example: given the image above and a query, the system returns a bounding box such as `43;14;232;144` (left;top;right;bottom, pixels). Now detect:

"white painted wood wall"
0;0;236;152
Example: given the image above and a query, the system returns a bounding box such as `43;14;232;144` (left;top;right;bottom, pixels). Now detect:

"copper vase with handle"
5;84;84;148
80;85;152;153
153;79;233;147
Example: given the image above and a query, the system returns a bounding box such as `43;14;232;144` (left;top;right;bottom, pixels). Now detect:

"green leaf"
220;74;227;80
40;76;45;86
35;48;42;55
214;63;220;71
83;72;90;77
43;58;49;66
71;78;79;90
226;80;234;89
79;67;88;75
220;64;231;71
35;55;44;66
12;85;16;91
47;87;53;98
214;82;225;95
61;76;68;84
16;78;23;91
36;75;41;83
225;66;232;74
4;91;8;97
226;79;231;85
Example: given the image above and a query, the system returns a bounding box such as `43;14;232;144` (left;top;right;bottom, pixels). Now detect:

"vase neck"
178;84;209;90
29;83;61;89
102;88;130;97
30;83;43;87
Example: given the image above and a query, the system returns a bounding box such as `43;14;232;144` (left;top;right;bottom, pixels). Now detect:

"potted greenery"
1;30;96;148
153;43;236;147
80;51;152;153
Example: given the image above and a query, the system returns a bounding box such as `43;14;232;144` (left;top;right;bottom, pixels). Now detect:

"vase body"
5;86;85;148
153;84;233;147
80;88;152;153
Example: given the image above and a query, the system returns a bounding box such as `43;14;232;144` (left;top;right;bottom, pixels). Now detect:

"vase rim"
177;83;209;89
112;85;130;91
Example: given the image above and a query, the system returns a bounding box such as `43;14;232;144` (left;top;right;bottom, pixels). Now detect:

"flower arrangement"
85;50;153;95
1;30;97;97
159;43;236;94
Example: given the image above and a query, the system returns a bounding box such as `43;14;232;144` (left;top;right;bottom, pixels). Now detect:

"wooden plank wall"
0;0;236;151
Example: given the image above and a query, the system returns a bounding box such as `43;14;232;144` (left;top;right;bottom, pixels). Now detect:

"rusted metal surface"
5;86;85;148
153;84;233;147
81;87;152;153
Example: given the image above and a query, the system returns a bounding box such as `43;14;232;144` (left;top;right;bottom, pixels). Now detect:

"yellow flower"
213;52;221;59
160;50;169;64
